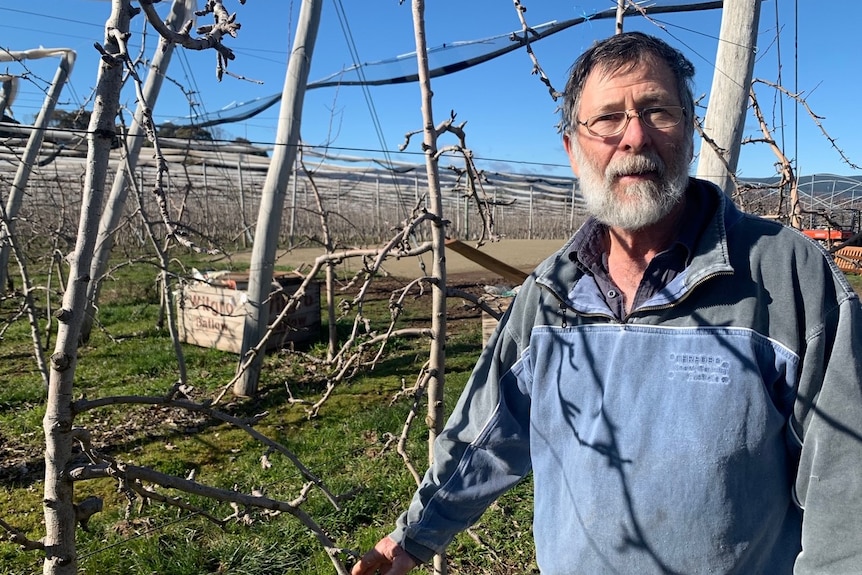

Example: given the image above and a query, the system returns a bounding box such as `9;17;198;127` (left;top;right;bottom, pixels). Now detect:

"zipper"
538;281;620;324
536;266;734;325
623;269;735;323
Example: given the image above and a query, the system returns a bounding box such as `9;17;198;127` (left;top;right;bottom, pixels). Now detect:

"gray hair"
561;32;696;135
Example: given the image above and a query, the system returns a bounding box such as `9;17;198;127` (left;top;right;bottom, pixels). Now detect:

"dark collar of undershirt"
567;181;715;319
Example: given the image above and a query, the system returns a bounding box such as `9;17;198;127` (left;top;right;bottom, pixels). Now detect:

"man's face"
563;59;693;231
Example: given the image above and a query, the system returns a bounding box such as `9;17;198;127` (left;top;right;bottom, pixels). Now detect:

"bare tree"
41;4;132;572
16;3;352;574
81;0;190;344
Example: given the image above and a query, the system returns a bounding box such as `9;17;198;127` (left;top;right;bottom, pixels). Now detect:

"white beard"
573;143;691;230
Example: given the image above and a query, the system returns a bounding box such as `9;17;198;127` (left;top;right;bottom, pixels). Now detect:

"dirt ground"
270;239;565;284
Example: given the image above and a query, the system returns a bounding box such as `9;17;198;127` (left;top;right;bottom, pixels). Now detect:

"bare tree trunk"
695;0;762;194
411;2;448;573
82;0;187;343
42;3;130;574
0;48;76;293
235;0;322;397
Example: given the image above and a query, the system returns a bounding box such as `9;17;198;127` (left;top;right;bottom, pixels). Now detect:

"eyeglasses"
576;106;686;138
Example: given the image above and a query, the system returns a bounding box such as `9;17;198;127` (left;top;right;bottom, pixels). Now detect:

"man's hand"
351;536;418;575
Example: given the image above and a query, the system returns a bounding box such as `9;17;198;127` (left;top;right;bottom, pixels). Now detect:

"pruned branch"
389;366;432;485
511;0;561;100
67;460;351;574
0;517;45;552
753;78;861;171
72;395;342;509
139;0;242;81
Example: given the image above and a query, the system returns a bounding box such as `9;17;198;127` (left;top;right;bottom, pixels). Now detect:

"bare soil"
265;239;563;282
283;239;564;335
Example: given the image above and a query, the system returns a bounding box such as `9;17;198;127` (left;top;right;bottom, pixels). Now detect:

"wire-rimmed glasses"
576;106;686;138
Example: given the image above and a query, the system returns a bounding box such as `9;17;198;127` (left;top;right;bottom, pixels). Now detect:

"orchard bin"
176;271;321;354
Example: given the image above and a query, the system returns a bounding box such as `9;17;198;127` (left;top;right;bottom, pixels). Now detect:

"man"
353;32;862;574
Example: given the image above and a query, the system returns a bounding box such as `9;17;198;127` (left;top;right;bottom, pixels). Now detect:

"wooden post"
237;154;249;247
615;0;625;34
463;195;469;240
493;187;498;231
695;0;762;195
203;160;211;238
236;0;322;396
0;48;76;294
336;180;341;231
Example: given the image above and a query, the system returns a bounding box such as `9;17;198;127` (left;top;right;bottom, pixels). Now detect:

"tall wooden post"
236;0;322;396
0;48;76;293
615;0;626;34
695;0;762;195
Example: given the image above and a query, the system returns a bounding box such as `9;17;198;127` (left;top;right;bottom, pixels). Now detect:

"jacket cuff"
389;528;438;565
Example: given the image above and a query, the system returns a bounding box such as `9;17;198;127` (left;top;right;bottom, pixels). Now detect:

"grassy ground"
0;255;537;575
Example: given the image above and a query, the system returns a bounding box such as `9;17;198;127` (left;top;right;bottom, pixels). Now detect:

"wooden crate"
176;273;320;354
481;297;513;347
835;246;862;274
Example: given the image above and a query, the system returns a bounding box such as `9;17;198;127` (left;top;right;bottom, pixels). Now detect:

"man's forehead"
580;58;676;100
586;55;670;84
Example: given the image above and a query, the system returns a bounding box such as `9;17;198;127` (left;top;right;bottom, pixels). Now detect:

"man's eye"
644;107;679;123
590;113;625;127
646;106;669;115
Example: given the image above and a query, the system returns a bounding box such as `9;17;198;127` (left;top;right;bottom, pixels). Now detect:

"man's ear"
563;133;581;177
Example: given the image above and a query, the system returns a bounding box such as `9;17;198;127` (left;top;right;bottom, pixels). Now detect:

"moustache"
605;153;666;180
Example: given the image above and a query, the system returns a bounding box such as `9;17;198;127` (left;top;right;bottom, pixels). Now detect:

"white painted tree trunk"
42;3;130;573
235;0;322;396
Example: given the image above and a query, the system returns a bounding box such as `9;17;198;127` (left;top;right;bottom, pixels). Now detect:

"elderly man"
353;32;862;575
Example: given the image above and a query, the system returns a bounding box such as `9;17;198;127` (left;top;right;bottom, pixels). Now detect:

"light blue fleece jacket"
391;179;862;574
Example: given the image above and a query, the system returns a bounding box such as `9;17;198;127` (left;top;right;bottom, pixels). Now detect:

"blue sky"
1;0;860;179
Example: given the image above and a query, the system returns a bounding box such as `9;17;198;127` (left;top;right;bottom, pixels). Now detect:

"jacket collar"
534;178;738;308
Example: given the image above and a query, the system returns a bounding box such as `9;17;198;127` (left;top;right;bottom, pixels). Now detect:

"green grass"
0;254;536;575
846;272;862;295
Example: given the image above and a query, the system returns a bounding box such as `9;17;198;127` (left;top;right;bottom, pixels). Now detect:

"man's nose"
618;114;650;151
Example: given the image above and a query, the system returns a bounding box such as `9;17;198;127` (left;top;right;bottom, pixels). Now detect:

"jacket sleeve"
388;304;534;564
793;292;862;574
